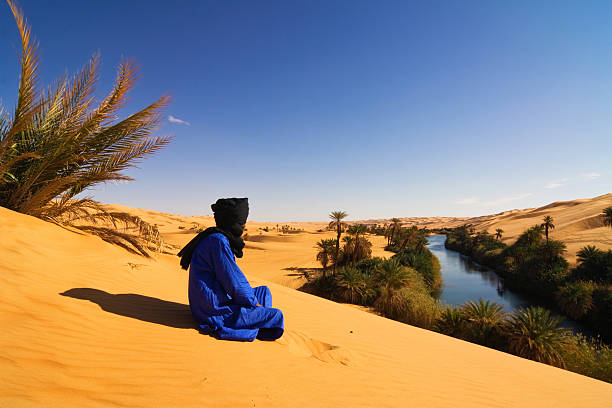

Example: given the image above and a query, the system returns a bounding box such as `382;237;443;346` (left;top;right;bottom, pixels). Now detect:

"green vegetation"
328;211;348;274
541;215;555;242
1;1;169;256
308;215;444;331
504;306;568;368
461;299;507;347
603;206;612;229
315;238;336;274
435;301;611;381
379;223;442;293
307;212;612;383
279;224;303;234
495;228;503;241
444;214;612;342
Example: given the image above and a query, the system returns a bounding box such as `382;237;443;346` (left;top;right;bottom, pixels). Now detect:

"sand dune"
366;194;612;263
1;204;611;407
463;193;612;262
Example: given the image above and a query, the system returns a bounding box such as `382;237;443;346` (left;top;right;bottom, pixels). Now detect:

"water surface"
427;234;588;333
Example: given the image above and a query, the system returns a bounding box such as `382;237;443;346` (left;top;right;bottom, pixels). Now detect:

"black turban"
177;198;249;270
212;198;249;230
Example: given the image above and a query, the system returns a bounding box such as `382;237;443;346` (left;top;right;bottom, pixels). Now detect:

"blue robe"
188;233;284;341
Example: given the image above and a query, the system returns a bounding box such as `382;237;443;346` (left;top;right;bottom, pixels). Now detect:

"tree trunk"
334;225;341;274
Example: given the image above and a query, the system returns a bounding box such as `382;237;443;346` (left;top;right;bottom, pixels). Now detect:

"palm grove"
310;210;611;383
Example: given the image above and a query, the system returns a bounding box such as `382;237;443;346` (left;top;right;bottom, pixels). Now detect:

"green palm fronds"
375;259;413;291
461;298;506;346
602;206;612;229
315;238;336;272
436;306;467;337
334;266;367;304
1;1;171;256
555;281;595;320
503;306;569;368
541;216;555;242
329;210;348;273
495;228;503;240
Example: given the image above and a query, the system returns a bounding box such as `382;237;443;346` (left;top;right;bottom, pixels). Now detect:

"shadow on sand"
282;266;322;279
60;288;197;330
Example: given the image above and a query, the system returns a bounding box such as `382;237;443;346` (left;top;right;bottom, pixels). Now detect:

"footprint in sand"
277;330;355;366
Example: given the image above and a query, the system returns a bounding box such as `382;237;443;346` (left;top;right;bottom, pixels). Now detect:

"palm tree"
1;1;170;256
329;210;348;273
315;238;336;274
603;206;612;229
495;228;503;241
334;266;367;304
555;281;595;319
574;245;606;282
347;224;368;265
516;225;544;248
577;245;600;264
389;217;401;246
435;306;466;338
461;298;506;346
541;216;555;242
373;259;414;318
375;259;413;292
503;306;569;368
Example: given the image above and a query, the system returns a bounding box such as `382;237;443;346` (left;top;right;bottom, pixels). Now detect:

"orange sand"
1;198;611;407
366;193;612;263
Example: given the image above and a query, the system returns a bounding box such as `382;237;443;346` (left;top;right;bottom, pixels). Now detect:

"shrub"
392;248;442;293
334;266;368;304
394;288;442;330
355;257;385;275
435;306;467;338
556;281;596;319
503;306;570;368
560;334;612;383
460;298;507;347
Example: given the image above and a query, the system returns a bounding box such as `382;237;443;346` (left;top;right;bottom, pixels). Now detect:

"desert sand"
1;196;612;407
365;193;612;263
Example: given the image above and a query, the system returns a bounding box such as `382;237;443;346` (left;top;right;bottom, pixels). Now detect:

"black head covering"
177;198;249;270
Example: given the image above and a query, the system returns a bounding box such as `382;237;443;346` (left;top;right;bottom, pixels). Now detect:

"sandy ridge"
1;200;611;407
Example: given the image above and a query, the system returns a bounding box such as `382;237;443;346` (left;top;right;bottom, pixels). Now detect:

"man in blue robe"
178;198;284;341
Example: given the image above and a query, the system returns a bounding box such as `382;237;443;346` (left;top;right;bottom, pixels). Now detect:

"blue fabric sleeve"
209;236;258;307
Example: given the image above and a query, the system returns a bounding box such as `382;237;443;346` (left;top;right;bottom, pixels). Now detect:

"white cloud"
168;115;190;126
454;193;532;208
481;193;532;207
544;178;568;189
456;198;478;205
583;172;601;180
545;183;564;189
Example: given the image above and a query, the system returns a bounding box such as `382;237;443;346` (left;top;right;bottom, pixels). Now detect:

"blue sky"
1;0;610;221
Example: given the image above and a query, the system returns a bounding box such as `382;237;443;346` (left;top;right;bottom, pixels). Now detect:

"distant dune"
2;197;612;407
363;193;612;263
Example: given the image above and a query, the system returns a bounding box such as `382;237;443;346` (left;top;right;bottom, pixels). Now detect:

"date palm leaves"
603;206;612;229
541;216;555;242
1;0;171;256
495;228;503;241
504;306;570;368
329;210;348;273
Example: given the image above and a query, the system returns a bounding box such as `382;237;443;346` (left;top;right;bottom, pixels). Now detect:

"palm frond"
74;225;153;257
7;0;40;125
1;2;171;258
77;58;138;139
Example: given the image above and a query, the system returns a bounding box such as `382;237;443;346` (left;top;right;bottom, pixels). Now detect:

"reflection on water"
427;235;530;311
427;235;587;333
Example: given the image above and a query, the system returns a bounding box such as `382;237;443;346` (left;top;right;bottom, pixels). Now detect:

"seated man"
178;198;284;341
